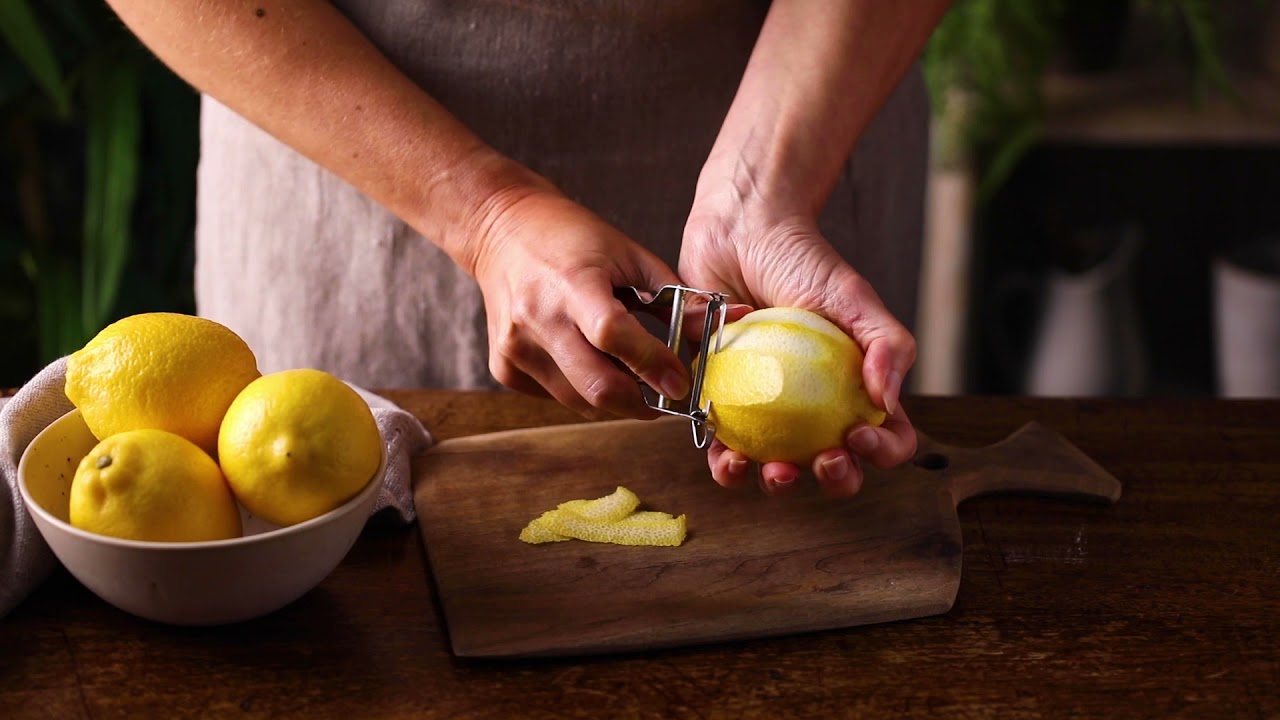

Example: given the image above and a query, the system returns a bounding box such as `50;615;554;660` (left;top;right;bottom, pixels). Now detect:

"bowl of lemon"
17;313;387;626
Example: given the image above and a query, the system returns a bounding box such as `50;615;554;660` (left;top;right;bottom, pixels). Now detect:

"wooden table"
3;392;1277;719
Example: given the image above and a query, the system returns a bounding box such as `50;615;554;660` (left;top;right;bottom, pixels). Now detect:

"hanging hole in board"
913;452;950;471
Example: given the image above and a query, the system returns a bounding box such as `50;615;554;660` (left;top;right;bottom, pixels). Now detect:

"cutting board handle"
913;421;1122;508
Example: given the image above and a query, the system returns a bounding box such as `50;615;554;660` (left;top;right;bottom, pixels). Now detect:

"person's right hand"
466;186;691;420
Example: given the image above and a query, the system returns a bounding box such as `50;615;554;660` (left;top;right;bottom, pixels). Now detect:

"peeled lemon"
698;307;886;464
218;368;382;527
64;312;260;456
69;429;242;542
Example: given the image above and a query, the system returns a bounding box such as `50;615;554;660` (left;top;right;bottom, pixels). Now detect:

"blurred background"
914;0;1280;399
0;0;197;388
1;0;1277;397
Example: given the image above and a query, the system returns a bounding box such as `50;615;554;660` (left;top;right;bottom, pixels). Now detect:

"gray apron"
194;0;928;389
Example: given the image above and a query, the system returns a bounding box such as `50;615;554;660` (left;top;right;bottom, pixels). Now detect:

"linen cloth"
0;357;431;618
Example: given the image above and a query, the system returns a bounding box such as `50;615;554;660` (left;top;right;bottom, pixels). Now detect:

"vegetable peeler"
613;284;729;449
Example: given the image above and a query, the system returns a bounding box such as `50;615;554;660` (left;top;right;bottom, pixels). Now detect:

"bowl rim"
17;408;388;551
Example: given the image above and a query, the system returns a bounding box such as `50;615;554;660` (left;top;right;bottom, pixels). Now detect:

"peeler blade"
613;284;728;449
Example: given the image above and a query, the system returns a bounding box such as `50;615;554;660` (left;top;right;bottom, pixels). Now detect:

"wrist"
688;146;816;243
418;145;558;279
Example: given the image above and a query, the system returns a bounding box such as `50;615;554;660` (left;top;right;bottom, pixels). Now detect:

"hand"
679;209;918;498
468;186;690;420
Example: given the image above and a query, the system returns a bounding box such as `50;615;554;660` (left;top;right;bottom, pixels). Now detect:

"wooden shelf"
1040;67;1280;146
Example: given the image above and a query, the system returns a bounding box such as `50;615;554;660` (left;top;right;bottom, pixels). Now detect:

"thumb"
860;331;913;416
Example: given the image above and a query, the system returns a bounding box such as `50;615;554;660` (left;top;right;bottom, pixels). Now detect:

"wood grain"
414;417;1119;657
2;393;1277;720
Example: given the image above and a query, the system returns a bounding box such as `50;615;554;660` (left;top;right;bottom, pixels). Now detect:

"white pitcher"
1023;226;1147;397
1213;238;1280;398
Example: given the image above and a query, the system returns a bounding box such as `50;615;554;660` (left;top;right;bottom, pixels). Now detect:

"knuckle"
490;333;520;365
585;307;632;352
560;392;599;419
841;271;869;299
569;389;611;420
901;333;919;367
556;387;600;419
902;427;919;460
508;294;541;327
491;326;537;368
579;372;634;414
877;429;918;470
487;355;523;389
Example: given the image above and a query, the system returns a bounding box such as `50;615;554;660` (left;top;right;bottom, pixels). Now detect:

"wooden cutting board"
413;416;1120;658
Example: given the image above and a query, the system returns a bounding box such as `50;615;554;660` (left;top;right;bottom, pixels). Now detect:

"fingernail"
771;474;795;487
821;455;849;482
659;370;689;399
848;427;880;454
883;370;902;415
728;458;747;477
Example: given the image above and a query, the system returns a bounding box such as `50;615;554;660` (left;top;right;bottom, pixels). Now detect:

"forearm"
104;0;546;274
698;0;951;220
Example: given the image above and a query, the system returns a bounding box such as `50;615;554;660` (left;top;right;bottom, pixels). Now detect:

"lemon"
218;368;382;527
698;307;886;464
65;312;261;456
69;429;242;542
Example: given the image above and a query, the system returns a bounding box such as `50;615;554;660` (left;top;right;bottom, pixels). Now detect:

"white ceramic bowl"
17;409;386;626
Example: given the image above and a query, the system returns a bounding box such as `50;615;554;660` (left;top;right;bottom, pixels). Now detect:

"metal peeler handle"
613;284;729;449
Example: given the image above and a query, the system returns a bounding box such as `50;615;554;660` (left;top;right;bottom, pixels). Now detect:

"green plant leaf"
82;50;141;337
37;256;84;360
0;0;71;116
1174;0;1236;104
976;121;1041;205
922;0;1064;200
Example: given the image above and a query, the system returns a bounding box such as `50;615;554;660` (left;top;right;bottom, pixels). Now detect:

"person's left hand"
678;209;918;499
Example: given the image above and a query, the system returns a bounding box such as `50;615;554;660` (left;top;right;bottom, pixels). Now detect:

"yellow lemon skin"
65;313;260;456
69;429;242;542
699;307;887;465
218;368;382;527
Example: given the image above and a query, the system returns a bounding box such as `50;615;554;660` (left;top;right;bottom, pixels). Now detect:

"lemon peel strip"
518;486;686;547
620;511;674;523
517;511;678;544
557;485;639;520
542;510;687;547
518;511;571;544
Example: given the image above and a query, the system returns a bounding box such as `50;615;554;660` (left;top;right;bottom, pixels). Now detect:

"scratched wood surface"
2;392;1278;719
